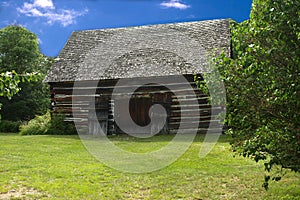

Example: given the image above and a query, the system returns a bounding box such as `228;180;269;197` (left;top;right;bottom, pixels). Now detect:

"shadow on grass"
0;132;232;144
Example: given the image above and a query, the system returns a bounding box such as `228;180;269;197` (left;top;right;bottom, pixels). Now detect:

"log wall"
49;75;224;135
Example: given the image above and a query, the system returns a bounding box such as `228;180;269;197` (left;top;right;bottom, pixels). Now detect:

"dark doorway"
114;92;171;134
129;97;152;126
114;96;152;133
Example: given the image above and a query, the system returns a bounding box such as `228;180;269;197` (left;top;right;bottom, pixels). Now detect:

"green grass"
0;133;299;199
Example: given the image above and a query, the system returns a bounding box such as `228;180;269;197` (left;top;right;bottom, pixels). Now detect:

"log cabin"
44;19;231;135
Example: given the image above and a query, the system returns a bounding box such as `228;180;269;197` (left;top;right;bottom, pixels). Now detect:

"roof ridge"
72;18;231;33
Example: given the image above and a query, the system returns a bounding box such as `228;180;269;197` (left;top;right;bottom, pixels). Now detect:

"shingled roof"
44;19;231;83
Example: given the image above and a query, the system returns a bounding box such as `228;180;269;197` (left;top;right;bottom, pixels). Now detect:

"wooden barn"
44;19;231;135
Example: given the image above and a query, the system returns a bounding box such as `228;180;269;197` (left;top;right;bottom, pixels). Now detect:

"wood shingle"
44;19;231;82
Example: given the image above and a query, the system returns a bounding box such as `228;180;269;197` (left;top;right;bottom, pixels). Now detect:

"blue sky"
0;0;252;57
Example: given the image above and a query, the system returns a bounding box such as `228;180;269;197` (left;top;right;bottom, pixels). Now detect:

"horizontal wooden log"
169;116;212;122
169;128;223;134
169;120;221;126
171;104;211;109
172;99;208;105
52;81;200;90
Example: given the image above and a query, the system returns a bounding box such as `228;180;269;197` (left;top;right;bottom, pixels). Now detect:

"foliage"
19;111;77;135
0;25;42;73
0;120;22;133
19;111;50;135
215;0;300;189
0;25;52;121
0;70;51;121
0;70;41;121
47;113;77;135
0;70;40;97
0;71;21;99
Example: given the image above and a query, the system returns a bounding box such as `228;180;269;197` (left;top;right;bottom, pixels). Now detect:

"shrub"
0;120;22;133
20;112;50;135
47;113;77;135
20;111;77;135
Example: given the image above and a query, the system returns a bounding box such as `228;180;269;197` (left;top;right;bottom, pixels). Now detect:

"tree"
0;71;40;120
0;26;43;73
0;25;52;121
216;0;300;189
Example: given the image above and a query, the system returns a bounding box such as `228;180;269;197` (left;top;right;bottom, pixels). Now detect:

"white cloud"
34;0;54;9
2;1;11;7
160;0;191;10
17;0;88;27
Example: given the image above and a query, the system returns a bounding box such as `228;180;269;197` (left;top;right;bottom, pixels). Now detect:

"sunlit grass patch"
0;133;299;199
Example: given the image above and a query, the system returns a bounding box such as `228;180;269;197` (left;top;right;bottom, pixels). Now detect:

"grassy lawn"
0;133;299;199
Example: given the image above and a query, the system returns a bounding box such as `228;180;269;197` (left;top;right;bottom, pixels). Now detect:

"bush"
47;113;77;135
20;111;77;135
20;112;50;135
0;120;22;133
